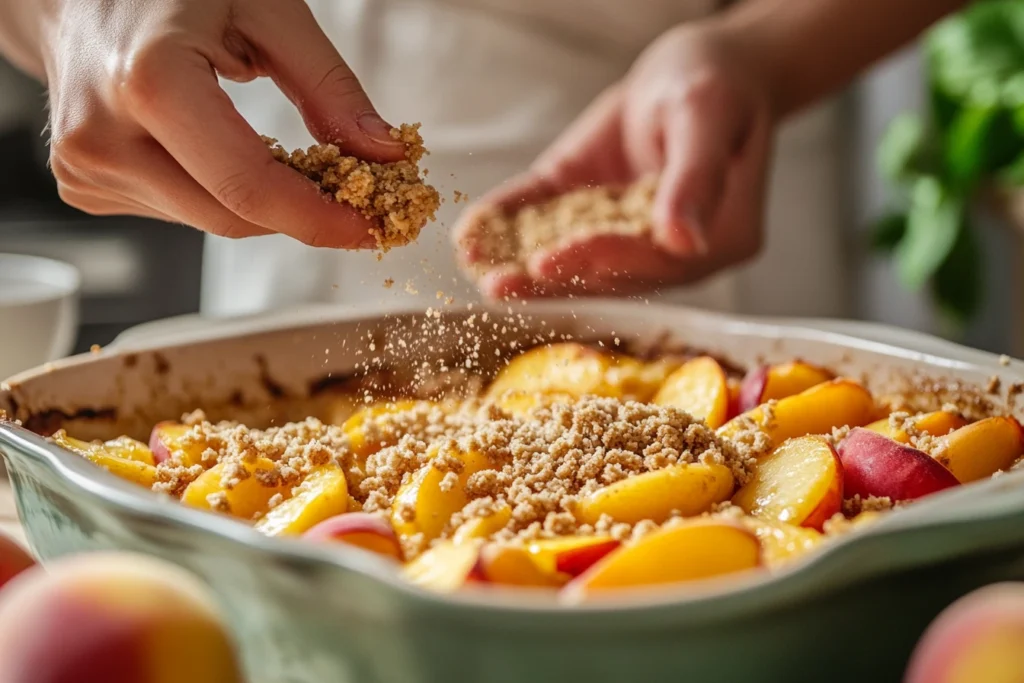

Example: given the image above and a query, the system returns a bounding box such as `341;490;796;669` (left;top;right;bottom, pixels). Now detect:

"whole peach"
0;532;34;591
904;583;1024;683
0;553;244;683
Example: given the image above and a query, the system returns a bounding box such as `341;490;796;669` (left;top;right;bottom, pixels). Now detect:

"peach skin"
732;436;842;531
838;428;959;501
304;512;404;561
527;536;621;577
653;356;730;428
0;553;244;683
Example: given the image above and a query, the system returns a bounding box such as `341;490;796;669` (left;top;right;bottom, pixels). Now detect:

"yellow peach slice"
391;447;494;542
739;361;835;412
719;378;876;448
865;411;969;444
486;343;662;401
575;462;735;526
181;457;290;521
527;536;620;577
934;416;1024;483
52;431;158;488
149;422;208;467
566;521;761;593
653;356;730;428
342;400;427;466
731;436;843;531
741;517;823;567
491;391;576;418
254;466;349;536
452;504;512;544
471;545;562;587
403;540;481;593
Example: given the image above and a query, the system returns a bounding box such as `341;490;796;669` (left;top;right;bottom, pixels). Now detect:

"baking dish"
3;300;1024;683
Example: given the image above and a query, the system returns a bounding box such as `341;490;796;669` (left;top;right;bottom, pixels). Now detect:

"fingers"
121;40;380;249
653;98;743;257
236;0;406;162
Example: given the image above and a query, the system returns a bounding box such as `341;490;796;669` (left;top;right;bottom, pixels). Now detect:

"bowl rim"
4;299;1024;619
0;253;81;305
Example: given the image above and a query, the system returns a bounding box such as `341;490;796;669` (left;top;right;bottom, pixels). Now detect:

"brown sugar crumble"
263;123;440;251
463;175;658;276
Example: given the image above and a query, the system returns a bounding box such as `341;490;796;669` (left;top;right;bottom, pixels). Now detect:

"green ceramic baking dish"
3;301;1024;683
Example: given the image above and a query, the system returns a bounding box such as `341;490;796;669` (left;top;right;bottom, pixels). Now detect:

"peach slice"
304;512;403;561
181;457;291;520
731;436;843;531
452;504;512;544
934;416;1024;483
403;540;481;593
574;462;734;526
486;343;663;401
0;533;34;591
527;536;621;577
652;356;730;428
864;411;969;444
470;545;562;587
491;391;576;418
718;378;876;448
565;521;761;594
838;428;960;501
342;400;428;466
254;466;350;536
52;431;158;489
742;518;822;567
738;361;834;412
149;421;207;467
391;447;494;542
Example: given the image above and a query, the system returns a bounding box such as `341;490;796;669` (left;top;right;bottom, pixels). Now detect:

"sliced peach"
254;466;349;536
934;416;1024;483
52;431;158;489
304;512;403;561
565;521;761;595
574;462;734;526
726;378;742;419
838;428;959;501
527;536;621;577
181;457;291;520
391;447;494;542
342;400;427;466
718;378;876;448
738;361;834;412
452;504;512;544
149;421;207;467
864;411;969;444
742;518;822;567
653;356;730;428
492;391;575;418
486;343;662;401
470;545;562;587
403;540;481;593
731;436;843;531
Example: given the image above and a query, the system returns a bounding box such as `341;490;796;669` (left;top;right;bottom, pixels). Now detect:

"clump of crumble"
263;123;440;251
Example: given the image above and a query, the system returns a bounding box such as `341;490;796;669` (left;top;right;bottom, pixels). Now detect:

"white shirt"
205;0;847;319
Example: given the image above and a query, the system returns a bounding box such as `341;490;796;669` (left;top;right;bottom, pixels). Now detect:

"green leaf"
895;177;966;290
945;106;999;188
931;218;983;328
877;114;931;185
870;212;908;252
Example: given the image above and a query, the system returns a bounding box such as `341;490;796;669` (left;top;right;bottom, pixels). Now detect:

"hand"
40;0;406;247
454;23;775;298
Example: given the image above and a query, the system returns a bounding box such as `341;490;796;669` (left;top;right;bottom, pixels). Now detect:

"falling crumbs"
263;123;440;251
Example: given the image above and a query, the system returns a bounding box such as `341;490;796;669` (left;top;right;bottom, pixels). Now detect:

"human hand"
454;22;775;298
40;0;405;248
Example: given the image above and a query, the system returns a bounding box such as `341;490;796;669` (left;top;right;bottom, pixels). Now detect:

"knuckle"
115;36;180;111
213;173;265;219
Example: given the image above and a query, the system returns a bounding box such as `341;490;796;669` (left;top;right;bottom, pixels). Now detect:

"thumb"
653;105;738;257
239;1;406;162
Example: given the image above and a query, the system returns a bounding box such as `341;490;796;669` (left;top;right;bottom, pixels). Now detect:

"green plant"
875;0;1024;329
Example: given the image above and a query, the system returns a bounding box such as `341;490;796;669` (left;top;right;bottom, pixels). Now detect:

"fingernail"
357;113;403;146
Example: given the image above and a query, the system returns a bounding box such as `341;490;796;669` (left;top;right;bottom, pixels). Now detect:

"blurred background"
0;3;1021;356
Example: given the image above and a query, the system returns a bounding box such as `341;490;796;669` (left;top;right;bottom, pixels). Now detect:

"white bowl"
0;254;80;382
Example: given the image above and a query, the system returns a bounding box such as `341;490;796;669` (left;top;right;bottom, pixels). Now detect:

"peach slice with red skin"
731;436;843;531
304;512;403;561
838;428;960;501
527;536;621;577
864;411;969;444
718;378;877;449
564;521;762;595
574;462;734;526
934;416;1024;483
0;533;34;591
0;553;244;683
737;361;835;413
653;356;730;428
469;545;562;588
149;422;206;467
